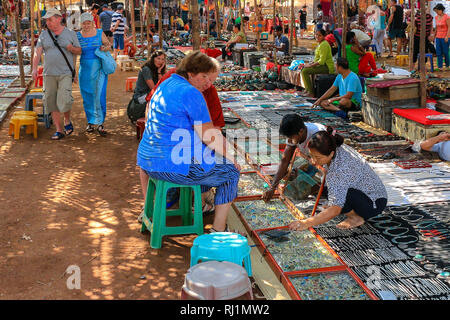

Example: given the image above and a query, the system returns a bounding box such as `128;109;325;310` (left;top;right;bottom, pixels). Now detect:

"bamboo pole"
30;0;35;72
342;0;348;58
207;2;210;39
14;8;26;87
191;0;201;50
215;0;220;38
254;0;260;50
289;0;293;55
418;0;426;107
37;0;41;33
272;0;276;38
130;0;136;48
140;2;144;48
409;0;415;71
158;0;162;50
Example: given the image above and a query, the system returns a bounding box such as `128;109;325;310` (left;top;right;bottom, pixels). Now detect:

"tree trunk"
158;0;163;49
409;0;415;71
130;0;136;48
191;0;201;50
419;0;426;107
14;11;26;87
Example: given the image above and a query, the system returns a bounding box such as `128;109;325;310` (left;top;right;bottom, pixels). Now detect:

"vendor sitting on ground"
350;22;372;47
221;23;247;60
133;50;166;105
262;114;326;202
300;29;335;97
268;25;289;56
346;31;378;77
289;128;388;230
419;131;450;161
313;57;362;116
137;51;240;233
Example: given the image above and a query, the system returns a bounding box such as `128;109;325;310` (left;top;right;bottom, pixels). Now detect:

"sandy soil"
0;67;225;300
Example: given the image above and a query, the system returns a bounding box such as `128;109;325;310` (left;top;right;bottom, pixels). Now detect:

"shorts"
300;21;307;30
388;28;404;39
103;30;113;37
43;74;74;113
113;34;124;50
163;18;169;25
332;99;360;111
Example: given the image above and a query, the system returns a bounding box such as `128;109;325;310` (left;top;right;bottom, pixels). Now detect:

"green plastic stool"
141;178;204;249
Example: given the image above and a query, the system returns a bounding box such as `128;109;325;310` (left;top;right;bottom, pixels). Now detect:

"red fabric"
147;69;225;128
358;53;377;75
201;48;222;59
265;62;284;74
325;33;336;45
368;78;421;88
393;108;450;125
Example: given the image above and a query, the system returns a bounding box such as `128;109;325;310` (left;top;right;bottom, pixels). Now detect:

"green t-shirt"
314;41;335;73
235;17;241;24
232;31;247;43
345;44;360;74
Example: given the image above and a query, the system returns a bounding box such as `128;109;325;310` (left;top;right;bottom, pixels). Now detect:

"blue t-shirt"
99;10;114;31
137;74;215;175
333;71;362;106
275;35;289;55
431;141;450;161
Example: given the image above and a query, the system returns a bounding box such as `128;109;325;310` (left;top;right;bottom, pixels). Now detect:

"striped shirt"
412;13;433;37
111;12;125;35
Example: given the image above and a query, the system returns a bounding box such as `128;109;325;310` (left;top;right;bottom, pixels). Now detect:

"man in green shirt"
300;29;335;96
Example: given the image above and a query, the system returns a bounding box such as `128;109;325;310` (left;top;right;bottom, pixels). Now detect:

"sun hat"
80;12;94;24
42;7;62;19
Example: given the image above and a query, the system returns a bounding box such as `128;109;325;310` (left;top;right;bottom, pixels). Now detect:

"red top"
147;68;225;128
325;33;336;45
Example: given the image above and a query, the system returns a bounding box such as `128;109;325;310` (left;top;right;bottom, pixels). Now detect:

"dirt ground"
0;67;222;300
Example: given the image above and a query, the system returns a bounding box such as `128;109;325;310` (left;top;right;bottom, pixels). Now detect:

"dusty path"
0;68;211;300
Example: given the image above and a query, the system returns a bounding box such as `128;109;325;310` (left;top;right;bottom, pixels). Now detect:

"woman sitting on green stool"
300;29;335;97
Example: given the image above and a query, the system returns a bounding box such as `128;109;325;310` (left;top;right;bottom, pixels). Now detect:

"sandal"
209;225;230;233
86;124;94;132
97;124;107;137
51;132;65;140
64;122;74;136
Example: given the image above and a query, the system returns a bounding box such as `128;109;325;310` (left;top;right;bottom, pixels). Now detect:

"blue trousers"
435;37;450;68
333;30;342;58
145;163;240;205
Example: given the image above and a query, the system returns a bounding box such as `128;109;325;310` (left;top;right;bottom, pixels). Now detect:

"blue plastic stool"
190;232;252;276
419;53;434;73
25;92;52;129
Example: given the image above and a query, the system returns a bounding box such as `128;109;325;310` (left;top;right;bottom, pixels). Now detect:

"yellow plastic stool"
395;55;409;66
9;115;38;140
12;111;38;134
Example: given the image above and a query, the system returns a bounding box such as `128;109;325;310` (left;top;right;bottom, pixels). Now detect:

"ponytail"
308;127;344;156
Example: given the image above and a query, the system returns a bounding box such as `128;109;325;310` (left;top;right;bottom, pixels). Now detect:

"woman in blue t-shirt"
137;51;241;233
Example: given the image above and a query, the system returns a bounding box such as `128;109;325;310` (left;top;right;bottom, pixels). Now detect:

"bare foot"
336;215;365;229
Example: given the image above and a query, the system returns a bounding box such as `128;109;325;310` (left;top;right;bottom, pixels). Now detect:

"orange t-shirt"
435;14;449;39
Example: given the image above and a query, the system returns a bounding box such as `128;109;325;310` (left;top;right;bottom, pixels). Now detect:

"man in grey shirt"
32;8;81;140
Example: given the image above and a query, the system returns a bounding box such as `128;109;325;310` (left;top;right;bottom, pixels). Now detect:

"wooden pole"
289;0;293;55
207;2;210;39
140;2;144;48
342;0;348;58
273;0;276;38
158;0;163;50
30;0;35;72
191;0;201;50
239;0;243;25
215;0;220;39
409;0;415;71
147;1;151;58
130;0;136;48
254;0;260;50
14;9;26;87
418;0;426;107
37;0;41;33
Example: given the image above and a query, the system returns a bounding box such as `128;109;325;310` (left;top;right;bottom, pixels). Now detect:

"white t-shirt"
351;29;371;43
286;122;327;156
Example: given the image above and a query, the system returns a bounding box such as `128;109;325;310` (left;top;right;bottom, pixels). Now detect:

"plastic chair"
190;232;252;276
136;117;146;141
418;53;434;72
9;115;38;140
34;66;44;87
125;76;138;92
25;92;52;129
395;55;409;66
141;178;203;249
181;261;253;300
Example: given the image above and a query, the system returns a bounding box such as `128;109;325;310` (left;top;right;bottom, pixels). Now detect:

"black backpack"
127;98;147;124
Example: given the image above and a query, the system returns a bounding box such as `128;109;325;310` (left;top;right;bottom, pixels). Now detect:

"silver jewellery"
375;221;403;229
391;235;419;245
383;227;410;237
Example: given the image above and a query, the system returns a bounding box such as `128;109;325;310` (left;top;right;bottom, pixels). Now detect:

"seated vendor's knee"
339;98;352;109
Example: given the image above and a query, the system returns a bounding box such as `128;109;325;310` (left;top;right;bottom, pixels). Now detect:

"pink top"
435;14;449;38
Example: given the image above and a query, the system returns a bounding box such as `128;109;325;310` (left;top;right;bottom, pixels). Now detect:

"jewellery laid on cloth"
391;235;419;245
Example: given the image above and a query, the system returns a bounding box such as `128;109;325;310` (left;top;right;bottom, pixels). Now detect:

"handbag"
47;29;76;82
94;48;117;75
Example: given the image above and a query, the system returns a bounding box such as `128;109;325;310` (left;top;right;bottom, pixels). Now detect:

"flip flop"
64;122;74;136
51;132;65;140
97;125;107;137
86;124;94;132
